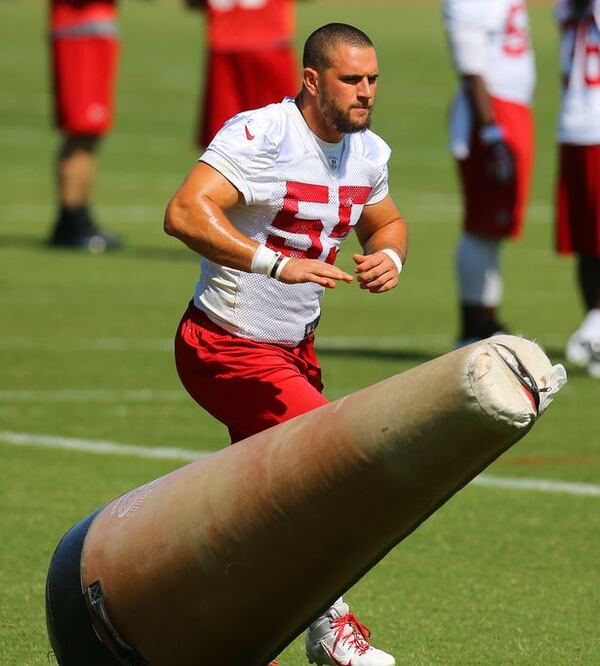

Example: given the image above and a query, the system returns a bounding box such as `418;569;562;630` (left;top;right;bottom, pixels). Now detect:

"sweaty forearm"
362;217;408;265
164;194;257;271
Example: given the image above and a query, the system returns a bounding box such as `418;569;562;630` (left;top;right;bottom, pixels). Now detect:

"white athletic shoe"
587;340;600;378
305;600;395;666
565;331;593;367
565;332;600;377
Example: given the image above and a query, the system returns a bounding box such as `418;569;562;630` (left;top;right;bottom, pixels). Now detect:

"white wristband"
251;245;279;275
479;124;504;145
251;245;290;281
381;248;403;274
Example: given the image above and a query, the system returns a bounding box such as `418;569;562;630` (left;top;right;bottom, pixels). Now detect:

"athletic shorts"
556;143;600;257
198;46;298;147
175;303;327;443
51;35;119;135
457;97;534;239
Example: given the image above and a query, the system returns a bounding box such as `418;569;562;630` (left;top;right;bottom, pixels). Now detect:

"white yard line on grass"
1;430;599;497
0;389;187;402
471;475;600;496
0;430;204;462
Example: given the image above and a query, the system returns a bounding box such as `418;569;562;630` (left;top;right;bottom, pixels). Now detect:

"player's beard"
318;88;372;134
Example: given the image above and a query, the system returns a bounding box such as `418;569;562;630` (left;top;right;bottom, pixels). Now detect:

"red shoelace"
330;613;372;656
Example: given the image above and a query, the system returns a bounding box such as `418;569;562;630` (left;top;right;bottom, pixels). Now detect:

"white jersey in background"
557;0;600;144
444;0;536;105
444;0;536;157
194;98;391;346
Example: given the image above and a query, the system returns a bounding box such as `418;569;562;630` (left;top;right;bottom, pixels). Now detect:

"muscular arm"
353;195;408;293
164;162;354;287
164;162;257;271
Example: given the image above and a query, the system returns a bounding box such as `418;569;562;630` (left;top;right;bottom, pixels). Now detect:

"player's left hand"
485;139;515;186
353;251;399;293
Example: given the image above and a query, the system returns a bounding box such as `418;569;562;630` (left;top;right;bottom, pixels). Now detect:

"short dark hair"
303;23;374;72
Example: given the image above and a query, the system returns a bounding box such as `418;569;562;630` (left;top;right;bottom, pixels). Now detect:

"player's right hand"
278;259;354;289
485;140;515;186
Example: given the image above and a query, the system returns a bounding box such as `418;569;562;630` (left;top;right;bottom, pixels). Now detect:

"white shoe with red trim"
305;600;395;666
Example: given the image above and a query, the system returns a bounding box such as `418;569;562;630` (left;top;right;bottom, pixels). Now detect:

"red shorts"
198;46;298;147
556;143;600;257
457;98;534;238
51;35;119;135
175;303;327;443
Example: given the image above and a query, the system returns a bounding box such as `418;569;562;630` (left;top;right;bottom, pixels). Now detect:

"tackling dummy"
46;335;566;665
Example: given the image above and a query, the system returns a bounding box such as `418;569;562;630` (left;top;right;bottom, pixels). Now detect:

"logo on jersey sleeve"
244;124;255;141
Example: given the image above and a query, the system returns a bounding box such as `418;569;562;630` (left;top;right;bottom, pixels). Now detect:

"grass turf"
0;1;598;664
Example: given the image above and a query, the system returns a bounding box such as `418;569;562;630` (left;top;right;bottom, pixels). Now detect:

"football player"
165;22;406;666
555;0;600;377
443;0;535;345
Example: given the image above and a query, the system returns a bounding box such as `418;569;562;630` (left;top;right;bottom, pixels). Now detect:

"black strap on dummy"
86;580;148;666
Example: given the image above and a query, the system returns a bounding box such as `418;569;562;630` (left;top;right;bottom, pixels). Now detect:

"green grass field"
1;1;599;664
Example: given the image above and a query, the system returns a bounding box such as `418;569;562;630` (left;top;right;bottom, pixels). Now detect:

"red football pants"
556;143;600;257
51;35;119;135
457;97;533;239
175;304;328;443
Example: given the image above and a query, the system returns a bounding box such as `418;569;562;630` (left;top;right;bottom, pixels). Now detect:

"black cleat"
48;206;122;253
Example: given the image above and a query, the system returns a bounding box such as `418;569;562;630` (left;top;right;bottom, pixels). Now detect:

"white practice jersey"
194;98;391;346
444;0;536;105
557;0;600;144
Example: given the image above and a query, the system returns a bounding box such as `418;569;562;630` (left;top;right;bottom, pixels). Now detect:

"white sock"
456;233;503;306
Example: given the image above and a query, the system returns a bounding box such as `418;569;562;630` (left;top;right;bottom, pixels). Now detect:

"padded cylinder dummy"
46;335;566;665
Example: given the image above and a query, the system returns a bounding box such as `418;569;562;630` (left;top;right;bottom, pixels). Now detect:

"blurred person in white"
556;0;600;378
164;23;407;666
443;0;535;345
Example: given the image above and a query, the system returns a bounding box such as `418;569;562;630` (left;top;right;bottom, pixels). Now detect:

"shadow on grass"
317;344;580;367
0;233;45;249
0;233;194;263
542;347;567;363
316;346;440;363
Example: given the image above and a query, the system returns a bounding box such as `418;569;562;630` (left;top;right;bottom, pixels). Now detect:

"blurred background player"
48;0;121;252
443;0;535;345
556;0;600;377
185;0;298;147
165;23;405;666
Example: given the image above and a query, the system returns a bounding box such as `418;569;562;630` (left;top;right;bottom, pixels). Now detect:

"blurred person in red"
185;0;299;147
48;0;121;252
443;0;535;346
556;0;600;377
